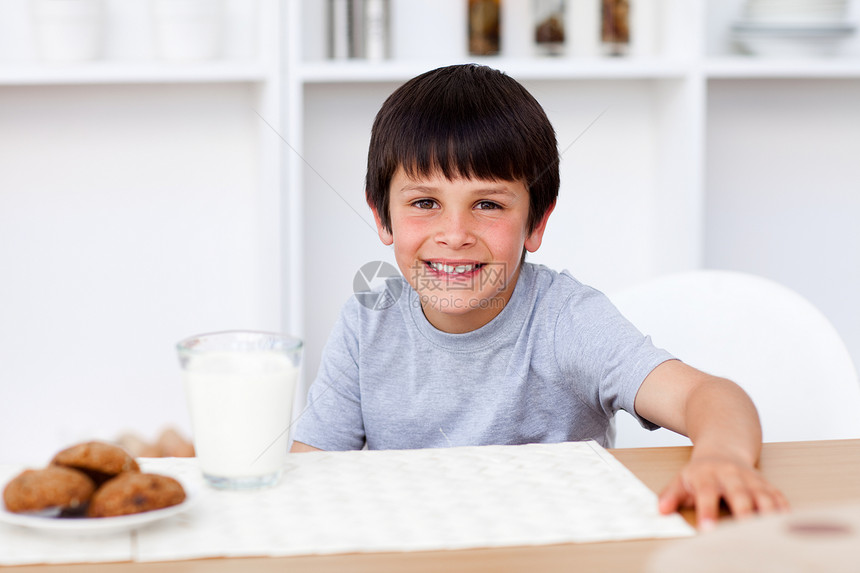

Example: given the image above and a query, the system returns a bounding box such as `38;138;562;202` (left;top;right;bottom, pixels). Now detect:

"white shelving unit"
0;0;285;463
0;61;269;85
2;0;859;461
705;58;860;78
297;58;693;82
287;0;860;401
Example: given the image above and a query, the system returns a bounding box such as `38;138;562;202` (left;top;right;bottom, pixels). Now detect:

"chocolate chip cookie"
51;441;139;485
87;472;186;518
3;466;95;514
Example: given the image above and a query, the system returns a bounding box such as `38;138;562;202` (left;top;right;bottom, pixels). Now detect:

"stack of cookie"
3;441;186;518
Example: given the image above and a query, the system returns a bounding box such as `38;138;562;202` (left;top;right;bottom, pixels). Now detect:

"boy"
292;64;788;529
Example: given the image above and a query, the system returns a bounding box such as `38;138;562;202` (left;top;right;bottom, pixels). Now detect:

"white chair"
607;270;860;448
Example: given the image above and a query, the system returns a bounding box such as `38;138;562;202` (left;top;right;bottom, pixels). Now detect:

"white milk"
183;350;298;480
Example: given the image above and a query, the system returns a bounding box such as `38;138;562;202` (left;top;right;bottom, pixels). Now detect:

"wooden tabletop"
6;440;860;573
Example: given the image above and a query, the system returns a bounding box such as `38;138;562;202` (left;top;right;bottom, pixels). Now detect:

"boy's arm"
291;441;323;453
633;359;790;530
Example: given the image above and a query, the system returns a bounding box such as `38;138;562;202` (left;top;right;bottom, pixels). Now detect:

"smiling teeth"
430;262;476;274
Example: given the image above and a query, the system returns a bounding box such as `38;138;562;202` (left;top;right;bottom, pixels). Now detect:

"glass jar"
534;0;565;56
601;0;630;56
468;0;501;56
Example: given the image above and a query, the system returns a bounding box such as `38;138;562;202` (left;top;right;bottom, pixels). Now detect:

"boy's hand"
634;360;790;530
658;453;790;531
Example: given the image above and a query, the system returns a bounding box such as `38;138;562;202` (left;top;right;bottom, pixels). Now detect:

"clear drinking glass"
177;330;302;490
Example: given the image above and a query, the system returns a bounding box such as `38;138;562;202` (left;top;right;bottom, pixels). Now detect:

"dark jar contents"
534;0;565;56
469;0;501;56
602;0;630;56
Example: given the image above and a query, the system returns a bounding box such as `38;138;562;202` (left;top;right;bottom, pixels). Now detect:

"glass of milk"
177;330;302;490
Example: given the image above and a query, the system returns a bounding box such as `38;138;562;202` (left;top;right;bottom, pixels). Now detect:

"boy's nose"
434;209;476;249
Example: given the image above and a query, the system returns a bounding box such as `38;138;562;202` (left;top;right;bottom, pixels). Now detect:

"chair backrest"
607;270;860;448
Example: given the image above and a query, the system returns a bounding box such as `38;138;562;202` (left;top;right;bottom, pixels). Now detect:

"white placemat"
0;441;694;565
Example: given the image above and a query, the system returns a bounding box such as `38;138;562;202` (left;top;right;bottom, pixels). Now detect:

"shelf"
704;57;860;78
298;57;860;84
0;61;269;86
298;58;693;84
12;57;860;85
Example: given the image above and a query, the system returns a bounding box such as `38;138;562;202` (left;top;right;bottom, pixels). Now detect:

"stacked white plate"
732;0;856;57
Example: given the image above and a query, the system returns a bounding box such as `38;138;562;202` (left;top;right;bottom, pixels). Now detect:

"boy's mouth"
423;260;485;277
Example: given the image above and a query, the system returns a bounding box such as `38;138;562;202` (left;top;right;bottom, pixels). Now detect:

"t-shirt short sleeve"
552;278;674;431
292;300;367;450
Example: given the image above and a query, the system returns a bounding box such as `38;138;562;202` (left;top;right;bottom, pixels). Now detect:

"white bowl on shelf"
742;0;849;23
33;0;105;62
731;20;856;57
152;0;223;61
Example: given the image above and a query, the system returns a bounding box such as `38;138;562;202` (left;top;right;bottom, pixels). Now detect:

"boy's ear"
524;201;556;253
369;203;394;246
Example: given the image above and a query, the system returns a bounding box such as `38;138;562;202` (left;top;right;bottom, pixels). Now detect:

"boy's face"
371;167;552;334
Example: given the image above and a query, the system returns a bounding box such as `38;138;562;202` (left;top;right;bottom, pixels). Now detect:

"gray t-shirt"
293;263;672;450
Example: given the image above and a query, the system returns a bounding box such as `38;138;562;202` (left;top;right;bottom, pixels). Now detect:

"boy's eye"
475;200;501;210
411;199;437;209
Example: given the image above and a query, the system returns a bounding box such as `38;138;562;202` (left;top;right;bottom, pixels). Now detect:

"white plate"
0;478;198;536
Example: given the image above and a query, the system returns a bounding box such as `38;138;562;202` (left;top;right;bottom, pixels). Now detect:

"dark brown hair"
365;64;559;233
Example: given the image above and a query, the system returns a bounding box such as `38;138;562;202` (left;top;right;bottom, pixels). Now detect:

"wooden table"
6;440;860;573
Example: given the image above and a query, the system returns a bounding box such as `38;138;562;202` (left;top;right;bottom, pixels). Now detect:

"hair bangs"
396;113;528;186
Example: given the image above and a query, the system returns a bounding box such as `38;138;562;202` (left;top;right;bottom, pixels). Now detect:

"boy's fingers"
720;472;757;519
663;461;789;531
755;484;791;514
745;478;782;513
724;487;755;519
693;480;721;530
753;488;777;513
657;476;689;514
774;489;792;511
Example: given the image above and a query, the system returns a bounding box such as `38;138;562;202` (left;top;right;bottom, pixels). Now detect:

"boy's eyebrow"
477;188;517;197
397;184;436;194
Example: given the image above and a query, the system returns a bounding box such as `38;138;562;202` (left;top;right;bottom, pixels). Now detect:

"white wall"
302;83;396;388
525;79;663;291
0;0;275;464
0;84;278;464
705;79;860;370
